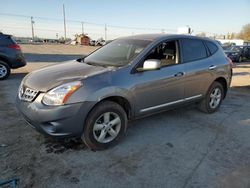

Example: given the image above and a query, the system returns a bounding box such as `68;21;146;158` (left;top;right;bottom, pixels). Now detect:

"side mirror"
137;59;161;71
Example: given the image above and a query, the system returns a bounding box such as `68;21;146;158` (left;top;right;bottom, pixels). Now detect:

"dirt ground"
1;44;250;188
20;44;98;55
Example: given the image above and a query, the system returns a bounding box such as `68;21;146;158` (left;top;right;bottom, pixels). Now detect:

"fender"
66;85;136;116
0;54;10;65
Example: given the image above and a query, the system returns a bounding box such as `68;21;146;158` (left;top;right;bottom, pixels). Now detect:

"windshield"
228;46;241;52
84;39;151;67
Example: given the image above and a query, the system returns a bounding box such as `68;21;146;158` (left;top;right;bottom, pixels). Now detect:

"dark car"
0;33;26;80
223;46;244;62
223;45;250;63
16;34;232;150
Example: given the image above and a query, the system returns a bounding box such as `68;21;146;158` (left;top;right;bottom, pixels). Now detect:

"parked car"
95;38;106;46
224;45;250;62
223;46;244;62
243;41;250;46
0;33;26;80
16;34;232;150
89;39;96;46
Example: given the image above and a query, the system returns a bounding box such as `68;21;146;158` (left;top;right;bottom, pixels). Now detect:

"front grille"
19;85;39;102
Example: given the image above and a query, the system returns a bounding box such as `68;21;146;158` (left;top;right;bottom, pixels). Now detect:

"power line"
2;26;63;32
0;12;30;18
1;12;222;39
0;12;176;31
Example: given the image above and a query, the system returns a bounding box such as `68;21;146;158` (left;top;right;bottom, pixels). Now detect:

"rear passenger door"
180;38;215;99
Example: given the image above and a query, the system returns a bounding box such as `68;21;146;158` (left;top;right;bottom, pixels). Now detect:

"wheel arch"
0;55;11;67
214;77;228;98
101;96;132;119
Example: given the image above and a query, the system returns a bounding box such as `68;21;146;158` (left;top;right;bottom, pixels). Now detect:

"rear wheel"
82;101;128;150
238;56;243;63
0;61;10;80
198;81;224;113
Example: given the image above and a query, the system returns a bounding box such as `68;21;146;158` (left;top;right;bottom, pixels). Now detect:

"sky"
0;0;250;39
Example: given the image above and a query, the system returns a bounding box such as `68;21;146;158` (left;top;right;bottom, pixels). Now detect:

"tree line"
238;23;250;41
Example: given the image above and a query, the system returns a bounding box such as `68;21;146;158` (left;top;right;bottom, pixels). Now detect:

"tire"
0;61;10;80
198;81;224;113
238;56;243;63
82;101;128;150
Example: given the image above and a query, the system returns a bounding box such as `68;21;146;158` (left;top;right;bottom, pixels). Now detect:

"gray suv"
0;33;26;80
16;34;232;150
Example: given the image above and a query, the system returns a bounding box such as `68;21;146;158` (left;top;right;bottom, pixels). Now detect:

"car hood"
23;60;110;92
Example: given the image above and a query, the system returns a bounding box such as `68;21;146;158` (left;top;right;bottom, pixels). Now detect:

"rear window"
181;39;207;62
205;41;218;55
0;35;16;46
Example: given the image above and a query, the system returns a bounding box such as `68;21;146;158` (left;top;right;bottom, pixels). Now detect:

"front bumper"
11;60;26;69
16;93;95;138
10;52;27;69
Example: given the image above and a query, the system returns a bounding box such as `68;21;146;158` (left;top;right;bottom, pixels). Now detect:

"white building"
217;39;244;46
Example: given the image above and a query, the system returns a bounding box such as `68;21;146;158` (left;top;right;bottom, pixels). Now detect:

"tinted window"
206;41;218;55
181;39;207;62
0;35;15;46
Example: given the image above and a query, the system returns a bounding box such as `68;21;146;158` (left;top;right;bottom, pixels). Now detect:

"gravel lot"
1;44;250;188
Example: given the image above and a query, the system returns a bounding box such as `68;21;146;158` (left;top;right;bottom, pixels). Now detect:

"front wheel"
198;81;224;113
82;101;128;150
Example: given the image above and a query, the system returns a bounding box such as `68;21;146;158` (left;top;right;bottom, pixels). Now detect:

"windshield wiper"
85;60;127;67
85;62;110;68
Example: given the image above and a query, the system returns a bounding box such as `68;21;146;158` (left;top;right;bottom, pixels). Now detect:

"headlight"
18;80;24;99
42;81;82;106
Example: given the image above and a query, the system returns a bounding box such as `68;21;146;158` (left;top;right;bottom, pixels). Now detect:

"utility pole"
81;22;84;34
104;24;107;41
31;17;35;41
63;4;67;41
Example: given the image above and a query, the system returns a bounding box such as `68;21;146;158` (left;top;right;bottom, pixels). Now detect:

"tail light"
7;44;21;50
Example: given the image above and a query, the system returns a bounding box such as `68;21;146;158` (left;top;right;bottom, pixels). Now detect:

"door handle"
209;65;217;70
174;72;185;77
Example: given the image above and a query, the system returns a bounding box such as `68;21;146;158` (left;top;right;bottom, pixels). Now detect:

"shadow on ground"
231;85;250;92
234;64;250;69
233;72;250;76
8;73;27;80
42;137;86;154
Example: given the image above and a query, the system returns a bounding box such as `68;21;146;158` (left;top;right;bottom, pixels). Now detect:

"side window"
144;40;179;67
205;41;218;55
181;39;207;62
0;35;13;46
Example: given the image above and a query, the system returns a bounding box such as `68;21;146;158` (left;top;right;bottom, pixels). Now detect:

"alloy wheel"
93;112;121;143
209;87;222;109
0;64;7;78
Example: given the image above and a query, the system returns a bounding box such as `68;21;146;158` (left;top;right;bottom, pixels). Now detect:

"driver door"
131;40;186;115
